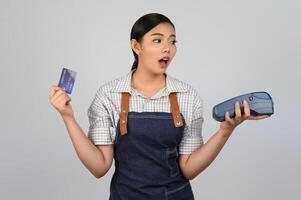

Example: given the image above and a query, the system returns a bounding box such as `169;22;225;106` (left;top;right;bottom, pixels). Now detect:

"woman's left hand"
219;100;269;136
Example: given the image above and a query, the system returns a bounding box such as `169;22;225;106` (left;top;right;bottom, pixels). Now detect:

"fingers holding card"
49;68;77;118
58;68;77;94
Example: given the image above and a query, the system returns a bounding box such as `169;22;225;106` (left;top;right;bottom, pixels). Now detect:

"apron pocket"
165;182;194;200
166;147;180;177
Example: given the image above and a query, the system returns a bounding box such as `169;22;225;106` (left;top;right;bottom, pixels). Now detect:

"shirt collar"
110;69;189;95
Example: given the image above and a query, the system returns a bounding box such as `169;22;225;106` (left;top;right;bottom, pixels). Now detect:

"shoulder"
168;74;203;103
169;75;205;122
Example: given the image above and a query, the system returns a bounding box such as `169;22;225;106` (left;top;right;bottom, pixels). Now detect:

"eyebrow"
150;33;176;38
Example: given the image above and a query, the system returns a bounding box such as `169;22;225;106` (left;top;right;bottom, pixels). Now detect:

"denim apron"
109;92;194;200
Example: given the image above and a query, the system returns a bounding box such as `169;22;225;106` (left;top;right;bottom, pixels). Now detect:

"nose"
162;44;170;53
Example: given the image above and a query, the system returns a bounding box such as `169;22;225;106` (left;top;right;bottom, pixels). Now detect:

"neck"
131;67;166;91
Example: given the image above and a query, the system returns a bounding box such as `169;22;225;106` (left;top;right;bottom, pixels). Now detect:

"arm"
62;116;113;179
179;128;231;180
49;86;113;179
179;100;269;180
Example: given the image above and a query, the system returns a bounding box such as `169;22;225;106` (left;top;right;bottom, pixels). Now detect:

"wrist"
218;127;234;138
61;114;75;123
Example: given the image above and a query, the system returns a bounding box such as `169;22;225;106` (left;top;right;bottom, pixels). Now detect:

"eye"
153;39;161;43
170;40;177;45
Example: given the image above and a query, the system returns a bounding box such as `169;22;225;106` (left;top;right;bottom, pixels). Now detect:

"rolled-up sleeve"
87;89;115;145
179;91;204;154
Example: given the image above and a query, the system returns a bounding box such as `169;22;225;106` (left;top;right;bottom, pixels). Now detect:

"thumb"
66;97;72;105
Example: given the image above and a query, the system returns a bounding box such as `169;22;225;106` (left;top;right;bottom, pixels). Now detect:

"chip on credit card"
58;68;77;94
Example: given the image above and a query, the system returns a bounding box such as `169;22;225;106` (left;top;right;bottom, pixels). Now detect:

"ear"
130;39;142;55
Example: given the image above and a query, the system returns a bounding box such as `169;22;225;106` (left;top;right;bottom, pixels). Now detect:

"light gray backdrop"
1;0;300;199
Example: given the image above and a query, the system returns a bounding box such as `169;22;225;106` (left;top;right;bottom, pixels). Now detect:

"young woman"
49;13;268;200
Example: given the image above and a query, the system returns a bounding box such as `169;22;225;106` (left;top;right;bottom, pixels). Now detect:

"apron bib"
109;92;194;200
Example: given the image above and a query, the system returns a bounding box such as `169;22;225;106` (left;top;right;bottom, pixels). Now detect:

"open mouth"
158;57;169;66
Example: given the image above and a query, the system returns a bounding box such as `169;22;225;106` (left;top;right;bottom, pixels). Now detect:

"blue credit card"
58;68;77;94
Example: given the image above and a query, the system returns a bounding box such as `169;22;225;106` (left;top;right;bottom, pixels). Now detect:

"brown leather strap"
120;92;130;135
169;92;184;127
119;92;183;136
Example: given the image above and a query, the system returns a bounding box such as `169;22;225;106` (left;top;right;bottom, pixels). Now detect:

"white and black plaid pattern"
87;70;204;154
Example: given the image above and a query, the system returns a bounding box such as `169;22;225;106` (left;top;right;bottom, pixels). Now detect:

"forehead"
145;23;176;37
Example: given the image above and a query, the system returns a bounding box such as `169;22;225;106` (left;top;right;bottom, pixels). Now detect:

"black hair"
130;13;175;71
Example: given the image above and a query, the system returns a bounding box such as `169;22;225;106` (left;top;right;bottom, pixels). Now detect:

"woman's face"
131;22;177;75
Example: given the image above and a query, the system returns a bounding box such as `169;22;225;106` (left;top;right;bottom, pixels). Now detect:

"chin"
153;67;168;74
145;64;168;75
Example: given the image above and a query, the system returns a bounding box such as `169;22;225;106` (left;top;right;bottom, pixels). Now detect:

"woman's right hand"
49;86;74;119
